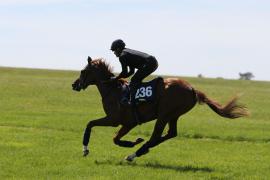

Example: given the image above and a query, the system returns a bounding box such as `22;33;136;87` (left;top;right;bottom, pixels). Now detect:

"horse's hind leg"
125;117;168;161
125;117;179;162
156;118;178;145
140;117;178;149
113;125;144;148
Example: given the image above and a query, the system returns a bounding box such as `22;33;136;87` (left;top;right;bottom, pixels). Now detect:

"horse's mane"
92;58;128;84
91;58;114;77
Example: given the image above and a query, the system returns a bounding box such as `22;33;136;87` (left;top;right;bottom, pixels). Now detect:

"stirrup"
120;97;132;106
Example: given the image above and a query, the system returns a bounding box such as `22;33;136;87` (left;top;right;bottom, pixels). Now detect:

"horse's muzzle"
72;79;82;91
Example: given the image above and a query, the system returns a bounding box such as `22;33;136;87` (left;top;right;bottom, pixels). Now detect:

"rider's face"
113;48;121;57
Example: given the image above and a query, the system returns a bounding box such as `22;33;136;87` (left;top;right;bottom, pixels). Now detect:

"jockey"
110;39;158;106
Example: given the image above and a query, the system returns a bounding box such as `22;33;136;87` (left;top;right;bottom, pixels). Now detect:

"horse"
72;56;249;162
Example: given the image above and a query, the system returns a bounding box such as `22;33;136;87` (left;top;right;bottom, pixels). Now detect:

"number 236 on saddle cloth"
121;77;163;105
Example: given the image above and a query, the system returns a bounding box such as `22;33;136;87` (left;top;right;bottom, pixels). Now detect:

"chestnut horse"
72;57;249;162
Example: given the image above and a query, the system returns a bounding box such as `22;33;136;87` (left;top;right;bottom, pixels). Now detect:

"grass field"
0;66;270;180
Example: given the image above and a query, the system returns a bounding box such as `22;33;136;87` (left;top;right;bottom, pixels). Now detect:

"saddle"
120;77;163;106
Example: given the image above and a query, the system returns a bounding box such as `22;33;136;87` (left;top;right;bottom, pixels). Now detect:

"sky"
0;0;270;81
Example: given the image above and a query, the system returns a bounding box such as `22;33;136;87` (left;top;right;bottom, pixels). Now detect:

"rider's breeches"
130;57;158;85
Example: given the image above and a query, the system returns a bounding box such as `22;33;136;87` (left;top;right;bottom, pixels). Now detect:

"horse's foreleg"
83;117;117;157
113;125;144;148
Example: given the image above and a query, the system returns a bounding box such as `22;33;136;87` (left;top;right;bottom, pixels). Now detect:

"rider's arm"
116;58;129;79
126;67;135;77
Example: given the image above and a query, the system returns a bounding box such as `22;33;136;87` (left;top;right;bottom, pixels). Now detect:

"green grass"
0;66;270;180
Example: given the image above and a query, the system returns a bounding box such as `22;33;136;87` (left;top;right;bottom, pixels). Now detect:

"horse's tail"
194;89;250;119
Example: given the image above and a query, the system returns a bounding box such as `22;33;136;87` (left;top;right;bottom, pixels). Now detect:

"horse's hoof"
125;153;136;162
83;150;89;157
125;156;134;162
135;138;144;144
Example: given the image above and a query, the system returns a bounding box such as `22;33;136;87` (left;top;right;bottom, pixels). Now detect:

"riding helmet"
110;39;126;51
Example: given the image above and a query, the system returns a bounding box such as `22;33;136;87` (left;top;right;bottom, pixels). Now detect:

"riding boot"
120;90;131;106
130;82;141;125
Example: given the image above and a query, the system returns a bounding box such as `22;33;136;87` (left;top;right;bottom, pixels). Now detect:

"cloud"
0;0;160;6
0;0;74;6
99;0;159;2
1;0;270;80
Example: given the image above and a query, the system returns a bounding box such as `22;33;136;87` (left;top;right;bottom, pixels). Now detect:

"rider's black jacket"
117;48;156;79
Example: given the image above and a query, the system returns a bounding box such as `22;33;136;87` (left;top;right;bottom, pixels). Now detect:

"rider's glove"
102;76;117;84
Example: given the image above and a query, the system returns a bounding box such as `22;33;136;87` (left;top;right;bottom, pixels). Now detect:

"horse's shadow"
94;159;214;173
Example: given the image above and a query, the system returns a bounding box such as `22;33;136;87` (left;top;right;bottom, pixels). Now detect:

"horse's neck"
96;81;119;100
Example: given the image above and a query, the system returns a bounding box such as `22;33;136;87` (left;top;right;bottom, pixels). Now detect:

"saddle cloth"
121;77;163;104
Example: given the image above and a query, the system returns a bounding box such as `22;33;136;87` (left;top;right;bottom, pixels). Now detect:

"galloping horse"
72;57;249;162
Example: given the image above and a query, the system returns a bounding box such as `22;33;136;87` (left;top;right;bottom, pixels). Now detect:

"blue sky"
1;0;270;80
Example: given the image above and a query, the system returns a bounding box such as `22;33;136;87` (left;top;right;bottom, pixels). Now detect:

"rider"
110;39;158;106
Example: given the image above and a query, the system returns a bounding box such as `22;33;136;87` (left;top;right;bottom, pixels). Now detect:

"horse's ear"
87;56;92;64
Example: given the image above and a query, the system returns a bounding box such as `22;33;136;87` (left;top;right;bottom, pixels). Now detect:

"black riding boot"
119;86;131;106
130;81;140;105
129;82;141;125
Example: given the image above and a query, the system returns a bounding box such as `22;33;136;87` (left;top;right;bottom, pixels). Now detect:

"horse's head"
72;56;114;91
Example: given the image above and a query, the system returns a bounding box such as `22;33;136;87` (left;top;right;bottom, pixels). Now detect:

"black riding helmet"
110;39;126;51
